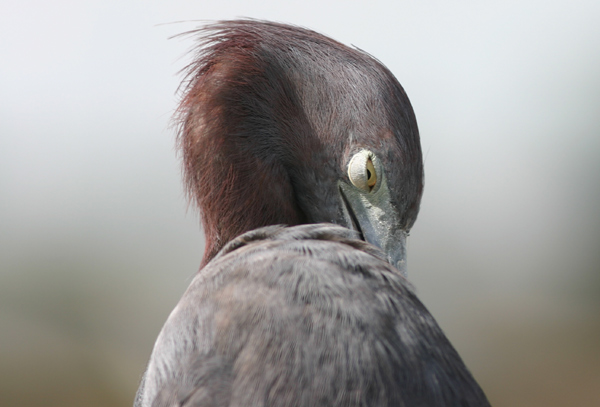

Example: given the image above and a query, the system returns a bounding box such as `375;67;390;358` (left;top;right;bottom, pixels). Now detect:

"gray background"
1;1;599;406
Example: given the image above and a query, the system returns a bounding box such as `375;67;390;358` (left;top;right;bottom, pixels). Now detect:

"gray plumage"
136;224;489;407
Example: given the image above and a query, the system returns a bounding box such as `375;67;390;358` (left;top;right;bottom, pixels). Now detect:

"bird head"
176;20;423;275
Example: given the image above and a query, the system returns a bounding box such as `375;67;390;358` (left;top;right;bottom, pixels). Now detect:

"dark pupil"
367;169;372;180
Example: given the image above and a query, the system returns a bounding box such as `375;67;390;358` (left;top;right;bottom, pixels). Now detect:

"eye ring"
348;150;378;192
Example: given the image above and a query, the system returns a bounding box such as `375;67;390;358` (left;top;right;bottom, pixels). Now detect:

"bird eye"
348;151;377;192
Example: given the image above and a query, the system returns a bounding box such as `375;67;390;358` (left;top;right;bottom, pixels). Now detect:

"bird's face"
339;149;409;276
284;62;423;277
289;141;420;277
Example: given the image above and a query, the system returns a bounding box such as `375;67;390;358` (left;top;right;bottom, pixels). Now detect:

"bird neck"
197;152;305;266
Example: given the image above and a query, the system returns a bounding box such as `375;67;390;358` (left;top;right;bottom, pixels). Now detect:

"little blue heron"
135;20;490;407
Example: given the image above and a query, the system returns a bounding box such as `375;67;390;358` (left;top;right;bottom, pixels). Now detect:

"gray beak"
339;166;409;277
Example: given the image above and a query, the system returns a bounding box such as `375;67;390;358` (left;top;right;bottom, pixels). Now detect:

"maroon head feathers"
175;20;423;265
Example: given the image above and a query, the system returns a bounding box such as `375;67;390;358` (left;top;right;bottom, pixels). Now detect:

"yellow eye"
348;151;377;192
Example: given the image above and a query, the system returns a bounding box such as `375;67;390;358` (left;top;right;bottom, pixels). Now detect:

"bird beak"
339;172;408;277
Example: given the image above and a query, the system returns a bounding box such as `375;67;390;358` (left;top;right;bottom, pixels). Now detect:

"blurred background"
1;1;599;406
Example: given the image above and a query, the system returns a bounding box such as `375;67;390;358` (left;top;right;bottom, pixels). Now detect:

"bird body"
137;225;488;407
136;20;490;407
